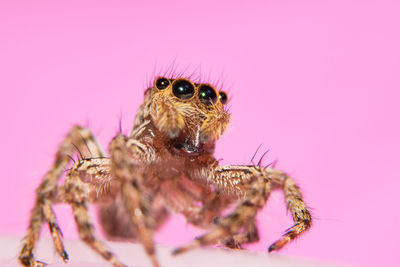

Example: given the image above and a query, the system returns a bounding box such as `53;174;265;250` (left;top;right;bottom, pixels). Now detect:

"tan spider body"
19;76;312;267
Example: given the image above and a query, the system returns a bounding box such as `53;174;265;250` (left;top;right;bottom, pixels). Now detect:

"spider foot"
110;260;128;267
173;227;228;256
33;260;48;267
22;259;47;267
19;245;49;267
268;229;292;252
268;237;289;252
268;221;309;252
172;240;201;256
222;237;243;249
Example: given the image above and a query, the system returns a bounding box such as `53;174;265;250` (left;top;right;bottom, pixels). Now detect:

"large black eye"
172;80;194;99
198;85;217;105
155;77;170;90
219;91;228;104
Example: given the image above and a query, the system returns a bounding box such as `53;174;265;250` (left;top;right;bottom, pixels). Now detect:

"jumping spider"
19;76;312;267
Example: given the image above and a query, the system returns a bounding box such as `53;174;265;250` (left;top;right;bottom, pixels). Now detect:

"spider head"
147;77;230;150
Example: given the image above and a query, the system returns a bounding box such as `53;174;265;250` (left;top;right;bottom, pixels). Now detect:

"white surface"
1;236;350;267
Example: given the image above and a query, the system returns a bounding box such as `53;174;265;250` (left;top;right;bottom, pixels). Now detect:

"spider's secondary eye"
155;78;170;90
172;80;194;100
198;85;217;105
219;91;228;104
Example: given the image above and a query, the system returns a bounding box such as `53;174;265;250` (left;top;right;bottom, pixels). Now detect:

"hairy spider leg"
267;169;312;252
19;126;105;266
109;134;160;267
173;166;311;254
64;157;125;267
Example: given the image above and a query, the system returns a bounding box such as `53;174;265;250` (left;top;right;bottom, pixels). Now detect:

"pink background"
1;1;399;266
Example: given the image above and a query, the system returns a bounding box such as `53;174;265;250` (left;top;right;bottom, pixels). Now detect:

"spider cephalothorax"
20;75;312;267
136;77;230;156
